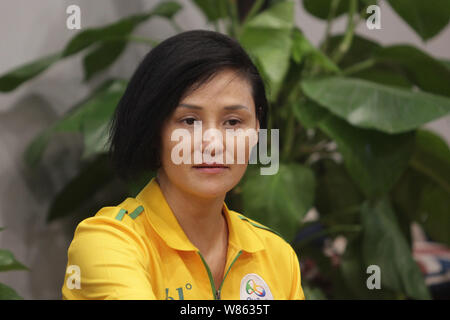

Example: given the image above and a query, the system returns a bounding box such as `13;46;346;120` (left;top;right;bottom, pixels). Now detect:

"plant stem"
241;0;264;26
282;88;303;160
331;0;357;64
227;0;240;37
340;58;376;76
410;157;450;195
282;107;296;160
169;20;183;34
213;20;220;33
125;35;159;46
354;4;369;28
323;204;362;220
322;0;341;54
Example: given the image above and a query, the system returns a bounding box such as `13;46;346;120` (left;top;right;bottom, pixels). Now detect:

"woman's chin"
184;177;233;198
164;166;245;198
191;183;230;198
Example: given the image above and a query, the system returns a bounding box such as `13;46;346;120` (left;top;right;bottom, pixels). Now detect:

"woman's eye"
226;119;241;126
182;117;197;125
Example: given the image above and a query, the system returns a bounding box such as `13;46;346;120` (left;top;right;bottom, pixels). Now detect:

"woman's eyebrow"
178;103;202;110
179;103;249;111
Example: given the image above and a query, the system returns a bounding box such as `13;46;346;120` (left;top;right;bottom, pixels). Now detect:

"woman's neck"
155;171;228;256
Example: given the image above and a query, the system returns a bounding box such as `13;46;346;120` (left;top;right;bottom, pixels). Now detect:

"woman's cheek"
225;128;257;165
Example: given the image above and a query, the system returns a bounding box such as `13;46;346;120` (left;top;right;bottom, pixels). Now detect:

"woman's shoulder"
91;197;146;224
72;196;148;244
228;209;294;253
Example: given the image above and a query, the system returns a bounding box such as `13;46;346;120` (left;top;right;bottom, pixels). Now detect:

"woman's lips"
192;164;229;174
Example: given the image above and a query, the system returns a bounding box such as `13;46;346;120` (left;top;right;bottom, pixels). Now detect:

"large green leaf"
326;34;381;67
241;163;315;242
0;53;62;92
62;13;149;57
326;36;414;89
391;168;428;224
375;45;450;97
301;76;450;134
83;36;160;82
292;98;328;129
350;66;412;89
303;0;350;20
312;158;364;224
386;0;450;41
47;155;155;222
24;79;127;167
442;59;450;70
390;169;430;249
126;170;156;198
302;284;327;300
0;2;180;92
291;28;339;73
411;129;450;195
339;235;398;299
47;154;115;221
0;250;28;272
150;0;183;19
78;80;128;160
192;0;228;22
392;129;450;246
62;2;181;56
292;100;415;198
361;197;431;299
419;183;450;247
0;283;23;300
82;117;113;160
317;112;416;198
238;0;295;101
82;40;128;81
393;168;450;247
302;0;375;20
74;2;180;80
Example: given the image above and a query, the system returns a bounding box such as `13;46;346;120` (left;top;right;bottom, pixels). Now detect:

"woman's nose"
199;122;225;161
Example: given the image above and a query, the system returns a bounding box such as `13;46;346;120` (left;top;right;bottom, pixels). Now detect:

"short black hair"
108;29;269;180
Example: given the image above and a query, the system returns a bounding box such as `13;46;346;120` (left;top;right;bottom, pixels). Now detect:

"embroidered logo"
240;273;273;300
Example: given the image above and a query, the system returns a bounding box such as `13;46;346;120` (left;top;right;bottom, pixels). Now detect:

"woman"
62;30;305;300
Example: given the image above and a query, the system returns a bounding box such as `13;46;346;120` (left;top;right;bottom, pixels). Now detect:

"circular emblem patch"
240;273;273;300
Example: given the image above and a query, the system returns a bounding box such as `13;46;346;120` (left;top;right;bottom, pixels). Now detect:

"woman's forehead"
177;103;251;113
185;69;251;96
181;81;253;108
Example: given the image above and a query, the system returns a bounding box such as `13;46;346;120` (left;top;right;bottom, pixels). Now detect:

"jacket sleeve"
62;214;156;300
289;246;306;300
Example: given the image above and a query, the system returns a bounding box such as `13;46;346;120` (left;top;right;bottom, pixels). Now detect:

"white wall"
0;0;448;299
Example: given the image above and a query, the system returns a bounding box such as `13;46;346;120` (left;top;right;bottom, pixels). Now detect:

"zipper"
198;250;243;300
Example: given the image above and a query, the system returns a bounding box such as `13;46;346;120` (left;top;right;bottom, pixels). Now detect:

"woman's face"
159;68;260;199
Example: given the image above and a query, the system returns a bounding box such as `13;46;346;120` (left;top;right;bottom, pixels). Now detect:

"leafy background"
0;0;449;299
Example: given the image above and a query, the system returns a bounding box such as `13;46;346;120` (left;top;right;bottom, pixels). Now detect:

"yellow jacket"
62;177;305;300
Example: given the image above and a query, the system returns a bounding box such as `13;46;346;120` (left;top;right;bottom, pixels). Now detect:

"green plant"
1;0;449;299
0;228;28;299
